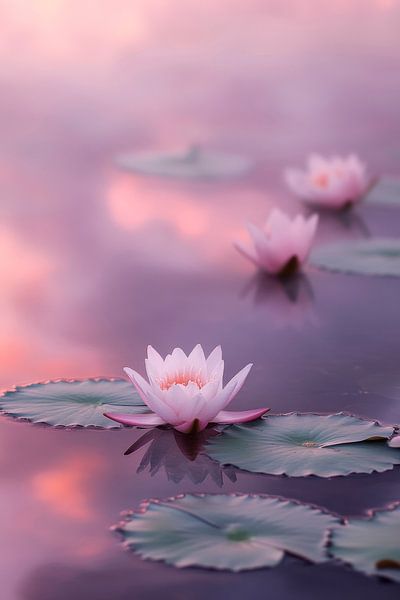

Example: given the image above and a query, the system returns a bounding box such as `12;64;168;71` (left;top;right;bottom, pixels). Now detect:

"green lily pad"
207;413;398;477
365;177;400;207
331;504;400;583
115;146;252;180
0;378;146;428
116;493;338;572
311;239;400;277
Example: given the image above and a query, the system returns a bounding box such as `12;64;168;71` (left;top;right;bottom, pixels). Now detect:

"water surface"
1;2;400;598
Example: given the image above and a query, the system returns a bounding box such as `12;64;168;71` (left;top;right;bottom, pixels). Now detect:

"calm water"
1;2;400;599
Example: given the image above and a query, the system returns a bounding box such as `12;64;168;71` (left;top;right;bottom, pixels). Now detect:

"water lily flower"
235;209;318;276
285;154;368;209
104;345;269;433
389;435;400;448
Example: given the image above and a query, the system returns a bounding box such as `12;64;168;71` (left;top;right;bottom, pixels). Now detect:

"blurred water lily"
104;345;269;433
235;209;318;276
285;154;368;209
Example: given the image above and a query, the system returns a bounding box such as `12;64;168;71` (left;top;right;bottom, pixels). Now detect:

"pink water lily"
285;154;368;209
104;345;269;433
235;209;318;276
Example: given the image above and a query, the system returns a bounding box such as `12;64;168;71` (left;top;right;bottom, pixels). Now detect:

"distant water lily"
235;209;318;276
285;154;368;209
104;345;269;433
389;435;400;448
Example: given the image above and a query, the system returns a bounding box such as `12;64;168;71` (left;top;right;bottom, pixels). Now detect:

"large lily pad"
207;413;398;477
0;378;146;428
116;493;338;572
331;504;400;583
311;239;400;277
115;146;252;180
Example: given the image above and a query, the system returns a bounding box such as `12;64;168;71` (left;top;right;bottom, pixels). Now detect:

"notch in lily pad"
311;238;400;277
331;503;400;583
115;493;338;572
0;378;146;428
207;413;399;477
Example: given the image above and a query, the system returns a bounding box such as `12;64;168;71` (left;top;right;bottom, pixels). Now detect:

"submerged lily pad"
331;504;400;583
311;239;400;277
116;493;338;572
365;177;400;207
207;413;398;477
115;146;252;180
0;378;146;428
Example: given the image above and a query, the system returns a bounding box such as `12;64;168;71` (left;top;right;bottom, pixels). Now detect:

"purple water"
1;2;400;598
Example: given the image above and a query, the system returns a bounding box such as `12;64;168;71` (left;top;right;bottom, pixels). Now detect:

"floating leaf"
117;493;338;572
115;146;252;180
0;378;146;428
331;504;400;583
365;177;400;207
311;239;400;277
207;413;398;477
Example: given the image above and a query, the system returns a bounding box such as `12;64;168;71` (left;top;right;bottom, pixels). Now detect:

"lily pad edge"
329;500;400;583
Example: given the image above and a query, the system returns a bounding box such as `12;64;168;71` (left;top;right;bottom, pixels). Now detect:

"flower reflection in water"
124;427;237;486
241;272;316;330
307;206;371;243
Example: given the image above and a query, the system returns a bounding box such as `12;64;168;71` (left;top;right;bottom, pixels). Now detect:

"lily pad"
365;177;400;207
0;378;146;428
331;504;400;583
116;493;338;572
115;146;252;180
311;239;400;277
207;413;398;477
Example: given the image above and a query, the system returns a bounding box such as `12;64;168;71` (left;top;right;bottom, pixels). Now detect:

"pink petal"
206;345;222;372
146;345;165;372
389;435;400;448
123;367;176;423
201;363;253;422
247;223;268;256
308;154;328;172
222;363;253;406
188;344;207;374
212;407;270;424
103;412;166;427
234;240;259;266
284;168;310;197
267;209;292;233
145;345;165;384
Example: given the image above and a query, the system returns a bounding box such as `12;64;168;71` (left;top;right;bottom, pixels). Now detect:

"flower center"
313;172;329;188
159;371;205;391
302;441;317;448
